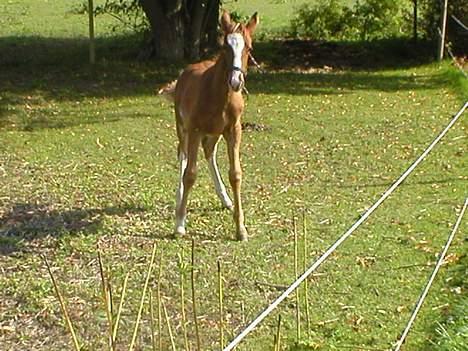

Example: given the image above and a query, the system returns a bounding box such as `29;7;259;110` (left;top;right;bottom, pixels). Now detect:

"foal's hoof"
174;226;186;237
222;199;234;212
236;227;248;241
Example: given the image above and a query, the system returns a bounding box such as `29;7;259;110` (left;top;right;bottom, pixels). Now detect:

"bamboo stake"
218;259;225;350
43;256;81;351
241;301;246;326
162;299;177;351
274;314;282;351
157;252;163;351
178;250;190;351
97;247;114;351
191;239;202;351
303;211;311;337
129;244;158;351
294;217;301;341
113;272;129;344
149;290;156;351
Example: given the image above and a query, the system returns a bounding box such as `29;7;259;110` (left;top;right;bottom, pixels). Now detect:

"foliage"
75;0;149;34
419;0;468;53
290;0;348;40
348;0;409;40
291;0;412;41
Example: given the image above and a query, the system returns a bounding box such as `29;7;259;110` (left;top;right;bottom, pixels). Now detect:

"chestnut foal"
159;11;259;241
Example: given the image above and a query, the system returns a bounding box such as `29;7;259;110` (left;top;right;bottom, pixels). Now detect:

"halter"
232;65;246;75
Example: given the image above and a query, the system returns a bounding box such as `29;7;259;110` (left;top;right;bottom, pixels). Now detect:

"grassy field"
1;1;467;350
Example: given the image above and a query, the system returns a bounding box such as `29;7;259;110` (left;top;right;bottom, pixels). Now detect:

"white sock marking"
207;144;233;209
175;152;188;233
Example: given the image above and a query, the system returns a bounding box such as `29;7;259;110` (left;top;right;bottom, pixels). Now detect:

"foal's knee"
229;169;242;186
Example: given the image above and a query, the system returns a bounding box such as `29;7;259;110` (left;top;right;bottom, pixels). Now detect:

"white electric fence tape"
393;198;467;351
223;102;467;351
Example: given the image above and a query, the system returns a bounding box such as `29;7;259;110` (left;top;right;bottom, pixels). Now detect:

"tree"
140;0;221;61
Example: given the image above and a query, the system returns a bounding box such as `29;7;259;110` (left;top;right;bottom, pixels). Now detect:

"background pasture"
0;1;467;350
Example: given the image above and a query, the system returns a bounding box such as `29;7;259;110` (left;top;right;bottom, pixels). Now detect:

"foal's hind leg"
174;130;201;236
202;136;233;210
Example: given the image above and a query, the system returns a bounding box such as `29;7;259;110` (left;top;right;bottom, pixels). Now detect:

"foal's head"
220;11;259;92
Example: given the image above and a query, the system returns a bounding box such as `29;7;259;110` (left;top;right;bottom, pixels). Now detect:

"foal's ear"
220;10;233;33
246;12;259;35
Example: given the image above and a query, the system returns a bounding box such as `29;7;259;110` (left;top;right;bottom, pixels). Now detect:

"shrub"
349;0;408;41
291;0;348;40
291;0;411;41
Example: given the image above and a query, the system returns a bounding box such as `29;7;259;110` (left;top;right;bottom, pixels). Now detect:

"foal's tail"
157;80;177;103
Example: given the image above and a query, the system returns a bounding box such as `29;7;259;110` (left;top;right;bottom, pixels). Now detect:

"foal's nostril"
230;79;243;92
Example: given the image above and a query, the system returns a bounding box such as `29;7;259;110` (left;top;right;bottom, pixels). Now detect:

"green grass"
1;1;467;350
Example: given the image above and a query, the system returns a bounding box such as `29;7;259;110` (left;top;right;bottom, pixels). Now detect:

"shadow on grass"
248;69;450;96
0;34;180;129
0;35;451;130
255;38;436;71
0;202;146;255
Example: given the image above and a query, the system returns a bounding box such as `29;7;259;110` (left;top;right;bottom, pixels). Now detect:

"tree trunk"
186;0;208;60
140;0;185;61
413;0;418;42
140;0;220;61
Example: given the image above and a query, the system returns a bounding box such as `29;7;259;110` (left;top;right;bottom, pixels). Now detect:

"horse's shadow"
0;203;147;255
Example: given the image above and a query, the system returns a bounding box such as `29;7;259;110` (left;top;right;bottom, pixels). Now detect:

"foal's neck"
210;51;234;103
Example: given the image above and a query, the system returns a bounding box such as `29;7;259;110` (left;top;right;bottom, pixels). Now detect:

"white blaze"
226;33;245;91
227;33;245;68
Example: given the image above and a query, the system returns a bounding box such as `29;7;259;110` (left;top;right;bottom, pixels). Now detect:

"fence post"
413;0;418;42
437;0;449;60
88;0;96;64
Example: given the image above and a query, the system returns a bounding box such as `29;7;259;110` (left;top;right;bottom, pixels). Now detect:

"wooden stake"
191;239;202;351
179;250;190;351
97;247;114;351
43;256;81;351
438;0;449;60
149;290;156;351
129;244;158;351
274;314;282;351
112;272;129;344
294;217;301;341
157;252;163;350
88;0;95;64
218;259;225;350
162;299;177;351
241;301;246;325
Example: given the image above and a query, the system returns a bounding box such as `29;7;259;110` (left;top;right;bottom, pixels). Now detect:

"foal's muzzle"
229;66;245;92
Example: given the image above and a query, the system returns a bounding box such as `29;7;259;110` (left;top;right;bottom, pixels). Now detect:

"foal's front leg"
174;131;201;236
225;123;248;241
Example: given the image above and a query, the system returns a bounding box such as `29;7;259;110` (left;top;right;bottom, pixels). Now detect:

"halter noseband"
232;65;246;75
